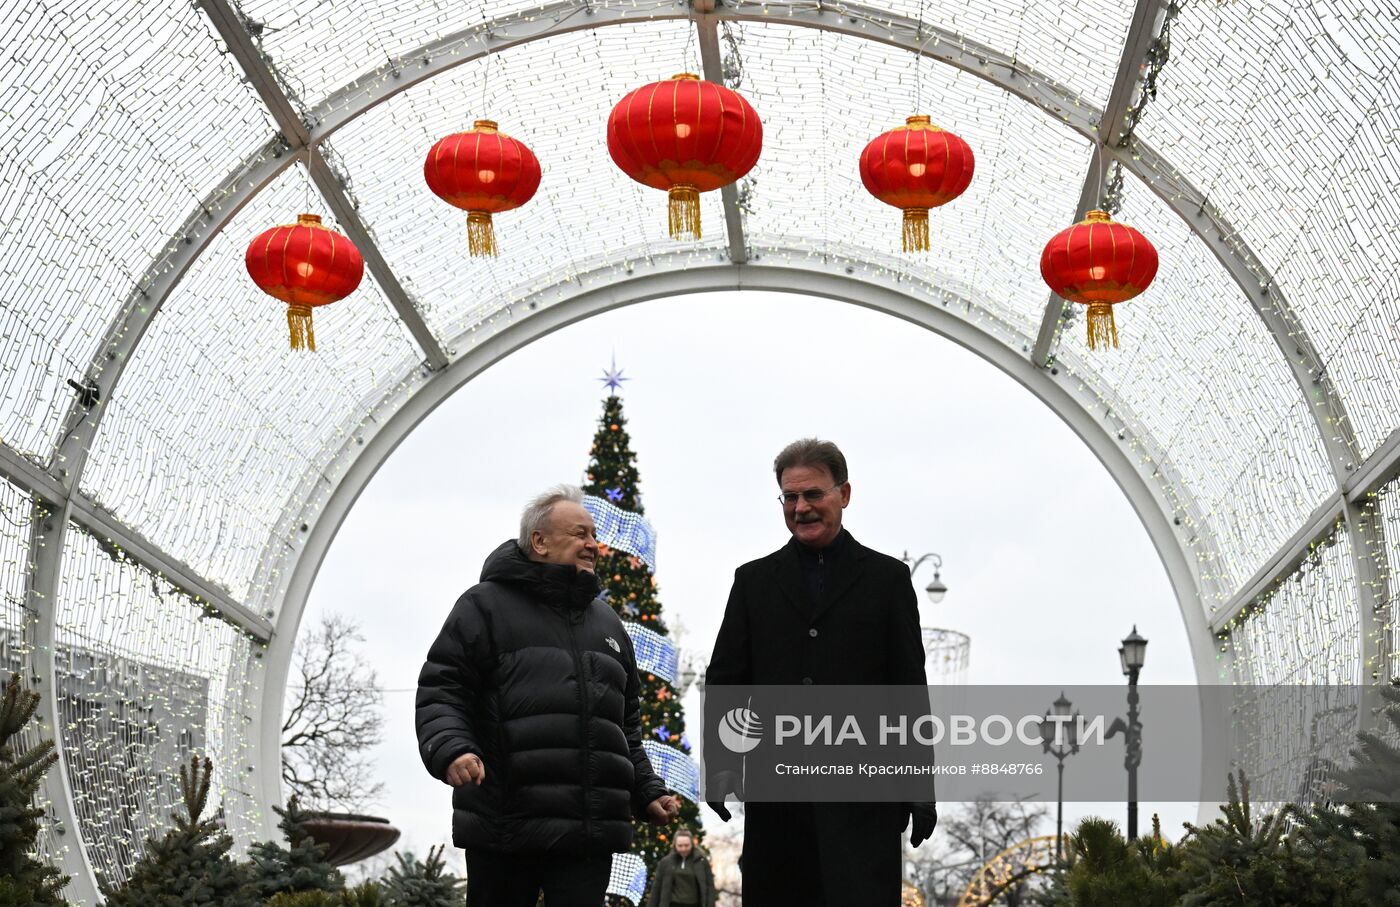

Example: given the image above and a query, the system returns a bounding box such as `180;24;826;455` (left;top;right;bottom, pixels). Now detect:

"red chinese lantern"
425;119;541;257
860;115;975;252
245;214;364;352
607;73;762;240
1040;209;1159;350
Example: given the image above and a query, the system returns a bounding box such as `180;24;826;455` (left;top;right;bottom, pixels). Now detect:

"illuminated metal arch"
13;0;1386;886
249;248;1223;841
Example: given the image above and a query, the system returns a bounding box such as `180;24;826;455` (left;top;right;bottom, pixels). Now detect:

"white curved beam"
248;248;1222;840
1032;0;1172;367
196;0;450;372
35;0;1377;856
23;508;102;906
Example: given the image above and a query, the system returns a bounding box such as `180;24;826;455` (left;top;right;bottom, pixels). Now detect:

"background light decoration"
0;0;1396;901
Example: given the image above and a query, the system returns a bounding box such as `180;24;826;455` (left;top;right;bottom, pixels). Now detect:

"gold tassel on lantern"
288;304;317;352
668;184;701;240
467;211;498;257
1086;302;1119;351
902;208;930;252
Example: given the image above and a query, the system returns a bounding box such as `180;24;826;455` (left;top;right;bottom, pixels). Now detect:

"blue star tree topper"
599;353;629;395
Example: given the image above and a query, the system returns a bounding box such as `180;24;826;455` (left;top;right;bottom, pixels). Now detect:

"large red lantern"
425;119;541;257
1040;209;1159;350
607;73;762;240
860;115;975;252
245;214;364;352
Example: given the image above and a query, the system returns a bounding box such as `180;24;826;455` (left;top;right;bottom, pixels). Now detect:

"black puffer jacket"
416;539;667;855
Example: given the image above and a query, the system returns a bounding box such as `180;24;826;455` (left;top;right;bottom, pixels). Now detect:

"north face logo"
605;636;621;653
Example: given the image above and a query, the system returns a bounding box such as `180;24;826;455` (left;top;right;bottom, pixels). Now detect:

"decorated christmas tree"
581;360;703;899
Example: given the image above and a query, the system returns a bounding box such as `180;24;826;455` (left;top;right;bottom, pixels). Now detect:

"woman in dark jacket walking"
647;829;716;907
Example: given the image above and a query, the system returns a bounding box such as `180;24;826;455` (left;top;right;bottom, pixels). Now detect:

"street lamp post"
1041;692;1081;865
1107;626;1148;840
900;551;948;605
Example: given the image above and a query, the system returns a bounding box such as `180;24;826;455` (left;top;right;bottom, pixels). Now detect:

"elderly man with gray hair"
416;484;681;907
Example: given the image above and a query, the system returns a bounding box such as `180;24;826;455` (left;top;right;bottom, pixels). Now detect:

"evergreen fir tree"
0;673;68;907
580;384;703;896
341;880;389;907
266;893;339;907
1176;770;1340;906
1297;684;1400;905
99;753;258;907
380;846;465;907
1056;816;1179;907
248;795;344;897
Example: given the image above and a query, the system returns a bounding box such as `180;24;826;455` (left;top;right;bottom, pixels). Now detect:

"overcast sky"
301;289;1202;876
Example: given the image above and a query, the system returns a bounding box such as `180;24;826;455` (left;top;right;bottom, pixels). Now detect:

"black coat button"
802;677;813;685
808;628;819;638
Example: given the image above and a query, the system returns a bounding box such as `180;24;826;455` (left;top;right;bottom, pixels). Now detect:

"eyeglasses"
777;483;843;507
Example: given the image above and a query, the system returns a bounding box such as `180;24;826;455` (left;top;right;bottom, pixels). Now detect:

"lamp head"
924;572;948;605
1120;625;1148;674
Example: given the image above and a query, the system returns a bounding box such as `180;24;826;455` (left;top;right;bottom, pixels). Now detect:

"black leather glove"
908;802;937;847
706;770;742;822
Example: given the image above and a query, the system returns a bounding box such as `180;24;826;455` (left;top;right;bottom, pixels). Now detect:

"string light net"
0;0;1395;894
55;524;261;887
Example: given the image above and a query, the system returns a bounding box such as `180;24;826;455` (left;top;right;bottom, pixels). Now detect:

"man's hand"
907;802;937;847
645;794;681;825
706;770;742;822
446;752;486;787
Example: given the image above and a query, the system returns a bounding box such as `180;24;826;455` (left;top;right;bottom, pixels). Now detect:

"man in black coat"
705;438;937;905
416;484;681;907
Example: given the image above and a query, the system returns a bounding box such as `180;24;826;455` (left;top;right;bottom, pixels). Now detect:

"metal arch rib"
693;12;749;264
196;0;449;372
1032;0;1171;367
0;444;274;641
249;247;1225;843
1112;141;1385;678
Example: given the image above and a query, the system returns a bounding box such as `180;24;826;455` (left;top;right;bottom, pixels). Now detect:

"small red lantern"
1040;209;1159;350
607;73;762;240
245;214;364;351
860;115;975;252
425;120;541;257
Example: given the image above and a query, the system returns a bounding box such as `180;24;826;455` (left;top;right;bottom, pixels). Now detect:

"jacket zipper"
566;609;594;842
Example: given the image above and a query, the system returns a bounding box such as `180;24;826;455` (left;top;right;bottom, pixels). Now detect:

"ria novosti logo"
717;707;764;754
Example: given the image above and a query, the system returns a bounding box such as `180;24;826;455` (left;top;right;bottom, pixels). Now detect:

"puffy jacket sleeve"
620;631;669;816
415;590;491;781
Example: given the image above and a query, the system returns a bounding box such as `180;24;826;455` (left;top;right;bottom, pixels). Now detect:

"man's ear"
530;530;548;557
839;482;852;508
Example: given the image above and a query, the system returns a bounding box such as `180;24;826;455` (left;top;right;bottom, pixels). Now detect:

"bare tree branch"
280;612;386;813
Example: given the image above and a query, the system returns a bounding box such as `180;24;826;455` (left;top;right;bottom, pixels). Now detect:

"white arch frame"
0;1;1391;893
248;248;1222;841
